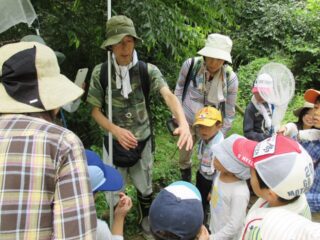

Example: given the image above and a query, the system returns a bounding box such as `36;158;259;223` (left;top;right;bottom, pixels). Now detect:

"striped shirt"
174;57;238;135
239;195;311;240
0;114;96;240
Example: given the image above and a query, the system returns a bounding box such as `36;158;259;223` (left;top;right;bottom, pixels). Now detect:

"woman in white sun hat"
174;33;239;182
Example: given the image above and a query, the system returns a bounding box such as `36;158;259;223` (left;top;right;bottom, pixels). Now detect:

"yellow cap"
193;106;222;127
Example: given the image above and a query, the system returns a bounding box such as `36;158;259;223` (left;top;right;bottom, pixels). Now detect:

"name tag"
253;135;276;158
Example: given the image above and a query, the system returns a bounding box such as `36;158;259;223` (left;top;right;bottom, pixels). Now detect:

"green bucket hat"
100;15;142;49
20;35;66;65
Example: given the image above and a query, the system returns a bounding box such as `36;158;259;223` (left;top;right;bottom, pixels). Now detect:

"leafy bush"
232;0;319;91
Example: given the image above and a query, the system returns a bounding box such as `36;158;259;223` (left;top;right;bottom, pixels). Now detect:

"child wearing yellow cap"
193;106;224;224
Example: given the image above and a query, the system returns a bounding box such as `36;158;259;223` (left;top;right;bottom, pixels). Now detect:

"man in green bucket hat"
87;15;193;238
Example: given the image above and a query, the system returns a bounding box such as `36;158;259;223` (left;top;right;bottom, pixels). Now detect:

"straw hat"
293;102;314;117
100;15;142;49
0;41;83;113
197;33;233;63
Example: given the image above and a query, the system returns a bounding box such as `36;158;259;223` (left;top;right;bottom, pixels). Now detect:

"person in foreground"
193;106;224;222
149;181;209;240
0;42;96;239
260;208;320;240
233;134;314;240
279;89;320;219
87;15;192;237
303;88;320;220
209;134;250;240
86;150;132;240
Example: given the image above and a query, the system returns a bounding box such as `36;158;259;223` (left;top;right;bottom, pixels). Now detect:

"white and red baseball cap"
233;135;314;200
251;73;273;94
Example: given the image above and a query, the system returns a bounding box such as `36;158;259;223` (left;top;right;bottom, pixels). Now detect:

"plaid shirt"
300;139;320;212
0;114;96;239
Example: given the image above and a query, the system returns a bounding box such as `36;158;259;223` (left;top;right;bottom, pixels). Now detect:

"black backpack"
182;57;195;103
99;60;155;152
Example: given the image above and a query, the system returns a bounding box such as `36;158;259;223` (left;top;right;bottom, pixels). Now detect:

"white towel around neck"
206;68;225;104
112;50;138;98
251;95;272;129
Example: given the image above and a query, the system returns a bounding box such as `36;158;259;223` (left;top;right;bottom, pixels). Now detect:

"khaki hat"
197;33;232;63
304;89;320;104
21;34;66;65
193;106;222;127
293;102;314;117
100;15;142;49
0;42;83;113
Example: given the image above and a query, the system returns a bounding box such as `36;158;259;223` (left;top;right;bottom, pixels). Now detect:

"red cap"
304;89;320;104
233;135;301;167
232;135;313;200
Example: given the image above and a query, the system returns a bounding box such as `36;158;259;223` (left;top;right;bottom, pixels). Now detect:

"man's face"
111;36;135;66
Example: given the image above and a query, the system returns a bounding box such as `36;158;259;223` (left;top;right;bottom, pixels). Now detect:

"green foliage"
2;1;319;237
232;0;319;91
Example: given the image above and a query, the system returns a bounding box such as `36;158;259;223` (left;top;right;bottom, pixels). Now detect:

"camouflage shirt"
87;61;168;141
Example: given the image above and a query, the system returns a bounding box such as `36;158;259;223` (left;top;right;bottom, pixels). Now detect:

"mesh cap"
233;135;314;200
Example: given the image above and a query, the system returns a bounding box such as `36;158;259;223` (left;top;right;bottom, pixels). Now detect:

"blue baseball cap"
149;181;204;240
85;149;123;192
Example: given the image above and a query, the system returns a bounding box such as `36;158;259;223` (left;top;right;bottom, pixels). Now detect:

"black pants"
196;170;213;222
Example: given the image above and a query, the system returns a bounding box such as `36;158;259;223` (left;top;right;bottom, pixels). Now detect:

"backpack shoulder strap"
218;64;234;116
138;60;156;153
99;61;108;115
182;57;195;103
224;65;233;83
138;61;150;102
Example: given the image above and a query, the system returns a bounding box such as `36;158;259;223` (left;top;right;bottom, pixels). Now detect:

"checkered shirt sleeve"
0;115;96;239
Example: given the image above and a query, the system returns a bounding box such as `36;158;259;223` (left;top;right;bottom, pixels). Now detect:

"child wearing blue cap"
86;150;132;240
149;181;209;240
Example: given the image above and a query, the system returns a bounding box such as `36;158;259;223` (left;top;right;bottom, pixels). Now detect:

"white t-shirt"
96;219;123;240
239;194;311;240
209;174;250;240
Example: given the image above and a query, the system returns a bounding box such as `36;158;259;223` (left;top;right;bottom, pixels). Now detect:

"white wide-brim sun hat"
197;33;233;63
0;41;83;113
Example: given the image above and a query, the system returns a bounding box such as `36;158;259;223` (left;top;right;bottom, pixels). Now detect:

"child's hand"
196;225;210;240
114;192;132;218
207;192;211;202
276;126;286;135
